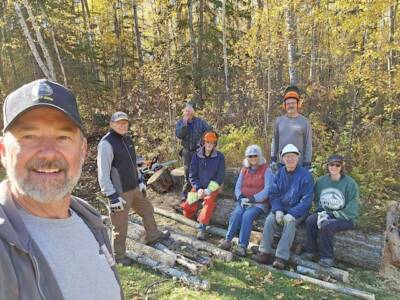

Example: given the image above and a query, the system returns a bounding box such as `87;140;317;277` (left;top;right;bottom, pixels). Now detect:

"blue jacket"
189;148;225;190
269;165;314;218
175;117;211;151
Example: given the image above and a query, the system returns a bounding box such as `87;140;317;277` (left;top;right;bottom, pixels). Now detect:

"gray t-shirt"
18;208;121;300
271;114;312;165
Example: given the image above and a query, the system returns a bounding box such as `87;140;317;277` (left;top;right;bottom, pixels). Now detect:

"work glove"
197;189;205;199
240;197;250;208
275;211;284;225
187;191;199;205
139;182;147;196
270;161;280;174
108;194;126;213
317;211;331;229
283;214;296;225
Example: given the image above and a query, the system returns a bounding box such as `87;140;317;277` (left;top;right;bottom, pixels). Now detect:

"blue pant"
305;213;354;259
226;203;263;248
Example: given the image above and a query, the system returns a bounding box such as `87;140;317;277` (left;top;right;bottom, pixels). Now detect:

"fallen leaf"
263;272;274;284
292;279;304;286
276;293;284;299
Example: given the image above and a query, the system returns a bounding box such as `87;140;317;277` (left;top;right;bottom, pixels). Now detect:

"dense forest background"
0;0;399;230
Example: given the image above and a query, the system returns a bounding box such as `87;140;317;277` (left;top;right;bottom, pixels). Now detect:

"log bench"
171;167;386;271
210;196;385;271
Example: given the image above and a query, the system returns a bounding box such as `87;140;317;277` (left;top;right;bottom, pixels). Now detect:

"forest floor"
70;134;400;299
115;189;400;300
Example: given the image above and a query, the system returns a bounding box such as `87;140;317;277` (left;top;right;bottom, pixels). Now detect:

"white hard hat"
245;145;263;157
281;144;300;156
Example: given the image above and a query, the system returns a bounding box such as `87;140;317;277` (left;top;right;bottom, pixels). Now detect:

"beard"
7;156;83;204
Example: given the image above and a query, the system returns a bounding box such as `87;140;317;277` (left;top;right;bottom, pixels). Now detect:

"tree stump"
147;167;174;193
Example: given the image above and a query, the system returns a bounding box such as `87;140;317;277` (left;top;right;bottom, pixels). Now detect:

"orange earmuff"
282;91;302;109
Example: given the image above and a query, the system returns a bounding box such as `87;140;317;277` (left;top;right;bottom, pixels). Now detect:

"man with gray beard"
0;79;123;300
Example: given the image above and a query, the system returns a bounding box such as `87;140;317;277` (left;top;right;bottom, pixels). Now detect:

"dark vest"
241;164;268;202
105;129;138;192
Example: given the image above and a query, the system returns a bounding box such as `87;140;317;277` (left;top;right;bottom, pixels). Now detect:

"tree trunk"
197;0;204;105
187;0;201;106
132;0;143;67
22;0;56;81
386;201;400;267
285;2;297;86
222;0;231;103
14;2;51;79
38;5;67;86
113;4;125;95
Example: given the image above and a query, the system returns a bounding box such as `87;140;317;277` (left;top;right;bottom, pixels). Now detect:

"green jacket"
314;174;359;225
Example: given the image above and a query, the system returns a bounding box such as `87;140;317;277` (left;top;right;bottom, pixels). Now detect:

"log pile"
153;207;375;299
386;201;400;268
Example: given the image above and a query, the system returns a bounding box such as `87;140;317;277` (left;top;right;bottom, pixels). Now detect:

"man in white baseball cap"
253;144;313;270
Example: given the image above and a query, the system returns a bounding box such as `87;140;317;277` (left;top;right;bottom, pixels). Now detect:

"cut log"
126;251;210;290
386;201;400;267
208;197;385;271
147;167;174;194
127;221;146;242
169;231;233;262
255;262;375;300
125;239;176;267
296;265;331;281
250;246;349;283
153;242;207;274
290;254;349;283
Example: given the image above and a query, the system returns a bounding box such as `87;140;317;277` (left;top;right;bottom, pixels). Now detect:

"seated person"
302;155;359;268
181;131;225;240
219;145;273;257
252;144;313;269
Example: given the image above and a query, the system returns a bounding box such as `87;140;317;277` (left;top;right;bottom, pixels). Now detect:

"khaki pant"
110;187;162;259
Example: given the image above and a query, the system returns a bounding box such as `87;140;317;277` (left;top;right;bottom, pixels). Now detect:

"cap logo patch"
32;82;53;102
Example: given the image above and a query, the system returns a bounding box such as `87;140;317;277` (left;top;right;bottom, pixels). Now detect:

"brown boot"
272;257;287;270
252;252;273;265
146;230;170;245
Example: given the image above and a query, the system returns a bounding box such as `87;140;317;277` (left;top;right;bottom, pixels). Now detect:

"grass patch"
118;258;367;299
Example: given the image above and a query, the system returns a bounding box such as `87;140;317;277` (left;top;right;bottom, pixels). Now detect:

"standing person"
0;79;123;300
219;145;274;256
270;86;312;170
181;131;225;240
303;155;359;267
175;103;212;201
252;144;313;269
97;112;169;266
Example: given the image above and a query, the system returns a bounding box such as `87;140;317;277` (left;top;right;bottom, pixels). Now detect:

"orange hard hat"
203;131;218;143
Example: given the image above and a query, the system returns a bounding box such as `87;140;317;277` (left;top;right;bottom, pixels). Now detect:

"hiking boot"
116;256;134;266
252;252;273;265
173;204;184;214
197;229;206;240
146;230;171;246
234;245;247;257
219;239;232;251
272;257;287;270
301;252;317;262
318;258;334;268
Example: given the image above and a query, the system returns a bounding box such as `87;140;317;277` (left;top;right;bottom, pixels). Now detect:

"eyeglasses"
248;155;258;158
328;163;342;167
